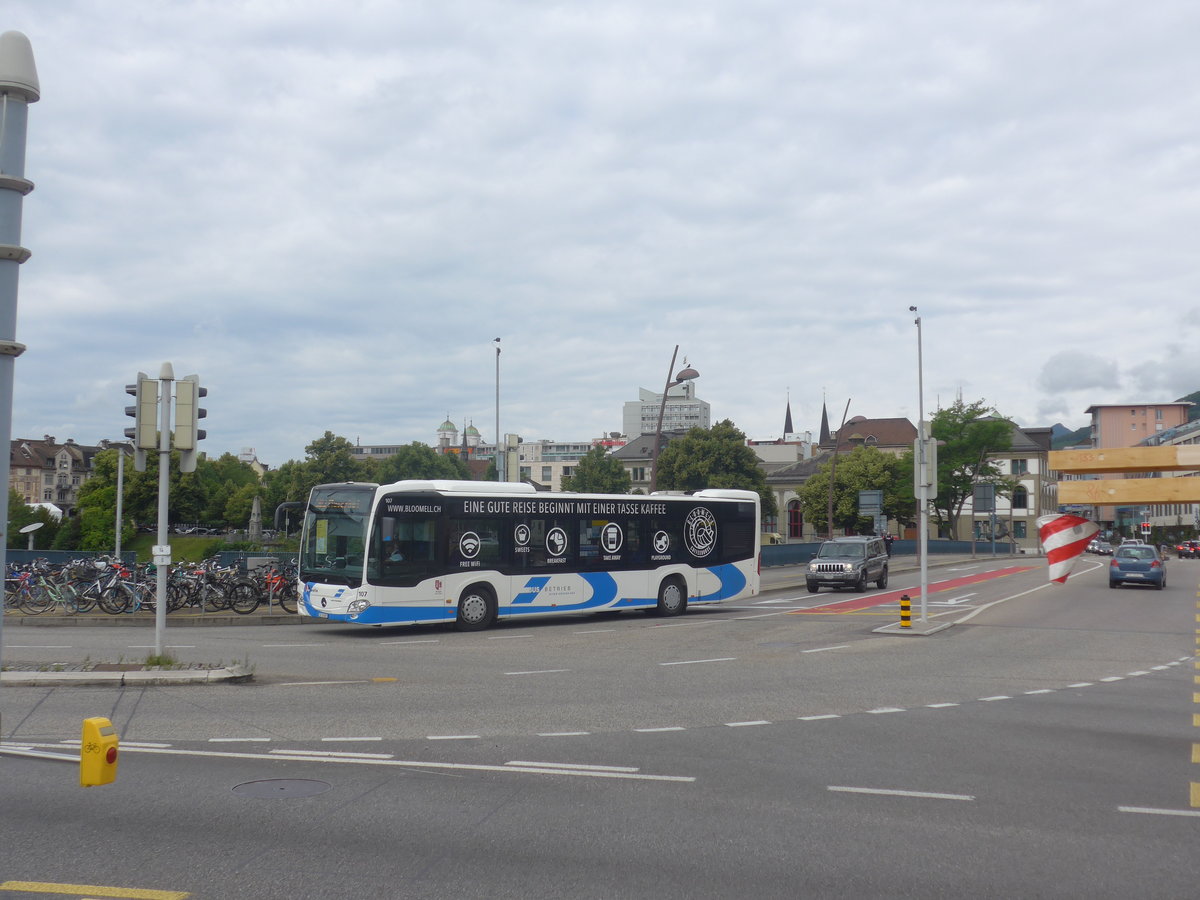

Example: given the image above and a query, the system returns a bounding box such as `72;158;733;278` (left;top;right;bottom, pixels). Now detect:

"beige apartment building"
1082;402;1192;531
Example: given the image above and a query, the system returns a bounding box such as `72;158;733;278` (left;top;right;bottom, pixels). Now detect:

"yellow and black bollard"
899;594;912;629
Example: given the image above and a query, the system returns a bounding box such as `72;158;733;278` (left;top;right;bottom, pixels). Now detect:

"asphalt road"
2;556;1198;899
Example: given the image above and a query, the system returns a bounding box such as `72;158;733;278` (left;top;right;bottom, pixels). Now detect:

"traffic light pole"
154;363;174;657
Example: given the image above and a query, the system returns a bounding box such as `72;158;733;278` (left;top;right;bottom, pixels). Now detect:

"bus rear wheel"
456;585;496;631
655;577;687;617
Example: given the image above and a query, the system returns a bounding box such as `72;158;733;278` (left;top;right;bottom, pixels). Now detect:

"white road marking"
732;612;788;620
1023;689;1055;695
126;645;195;649
19;742;697;782
61;740;171;749
573;629;616;634
1068;682;1093;688
506;669;570;675
659;657;736;666
801;645;850;654
926;703;959;709
380;639;440;645
427;734;481;740
799;714;840;721
725;720;770;727
506;761;639;773
275;749;392;759
828;785;974;801
652;622;715;628
8;645;73;649
320;736;382;742
1127;670;1150;676
635;726;685;733
928;593;977;606
538;731;591;737
867;707;905;714
209;737;271;743
979;695;1011;702
1100;676;1125;682
262;643;325;648
488;634;534;640
1119;806;1200;818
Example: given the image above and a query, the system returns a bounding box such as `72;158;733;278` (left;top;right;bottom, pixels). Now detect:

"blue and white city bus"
297;480;761;629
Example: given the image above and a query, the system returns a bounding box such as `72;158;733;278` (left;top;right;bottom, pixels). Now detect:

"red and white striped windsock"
1037;514;1100;583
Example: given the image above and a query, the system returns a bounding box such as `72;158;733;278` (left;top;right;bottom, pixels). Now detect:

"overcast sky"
4;1;1198;467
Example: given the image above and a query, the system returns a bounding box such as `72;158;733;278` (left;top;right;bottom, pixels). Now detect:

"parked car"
805;536;889;593
1094;541;1113;556
1109;544;1166;589
1177;540;1200;559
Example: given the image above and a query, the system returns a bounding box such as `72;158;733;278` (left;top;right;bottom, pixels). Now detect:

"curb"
0;664;253;686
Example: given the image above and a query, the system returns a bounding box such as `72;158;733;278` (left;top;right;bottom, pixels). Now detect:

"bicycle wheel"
275;581;298;614
66;579;97;614
229;580;261;615
97;583;132;615
20;585;54;615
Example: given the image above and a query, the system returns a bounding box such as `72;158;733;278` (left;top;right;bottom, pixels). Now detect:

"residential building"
9;435;117;517
1083;401;1192;530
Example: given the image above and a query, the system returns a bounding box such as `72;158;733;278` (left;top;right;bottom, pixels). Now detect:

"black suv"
1178;540;1200;559
805;536;889;592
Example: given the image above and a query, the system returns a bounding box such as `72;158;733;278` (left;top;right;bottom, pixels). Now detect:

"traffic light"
175;374;207;473
124;372;158;471
80;716;119;787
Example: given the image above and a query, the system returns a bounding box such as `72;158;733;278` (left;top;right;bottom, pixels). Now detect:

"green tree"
377;443;470;483
795;446;912;535
6;488;61;549
655;420;777;519
924;399;1014;536
561;446;632;494
299;432;372;494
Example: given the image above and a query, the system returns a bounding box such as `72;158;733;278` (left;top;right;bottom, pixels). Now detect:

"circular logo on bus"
601;522;623;554
683;507;717;558
514;524;530;546
653;530;671;554
546;527;568;557
459;531;481;559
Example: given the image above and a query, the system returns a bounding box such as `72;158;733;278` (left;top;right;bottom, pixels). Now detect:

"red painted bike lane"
791;565;1038;614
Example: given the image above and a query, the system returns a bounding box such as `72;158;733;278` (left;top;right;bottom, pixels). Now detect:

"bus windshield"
299;484;376;586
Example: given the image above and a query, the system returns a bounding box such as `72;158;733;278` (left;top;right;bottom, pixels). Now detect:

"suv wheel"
806;580;819;593
876;567;888;589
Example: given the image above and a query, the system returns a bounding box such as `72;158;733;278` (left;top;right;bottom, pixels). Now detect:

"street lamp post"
911;306;929;624
649;346;698;493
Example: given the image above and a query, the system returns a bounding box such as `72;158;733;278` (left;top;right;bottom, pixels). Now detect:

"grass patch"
143;652;178;668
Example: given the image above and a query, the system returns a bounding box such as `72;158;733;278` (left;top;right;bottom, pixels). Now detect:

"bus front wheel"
655;577;687;617
456;585;496;631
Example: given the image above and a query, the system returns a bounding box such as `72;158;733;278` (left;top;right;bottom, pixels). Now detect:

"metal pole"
913;308;929;624
0;31;39;676
114;444;125;558
649;345;679;493
154;362;174;657
493;338;501;482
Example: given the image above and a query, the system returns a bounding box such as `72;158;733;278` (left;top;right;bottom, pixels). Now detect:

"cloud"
1037;352;1120;394
3;1;1198;466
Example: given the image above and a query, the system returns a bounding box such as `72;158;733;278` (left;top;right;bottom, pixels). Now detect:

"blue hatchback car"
1109;544;1166;589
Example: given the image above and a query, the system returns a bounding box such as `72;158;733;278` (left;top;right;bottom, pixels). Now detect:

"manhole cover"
232;778;331;799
